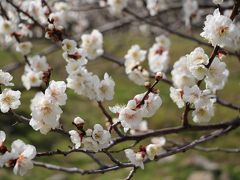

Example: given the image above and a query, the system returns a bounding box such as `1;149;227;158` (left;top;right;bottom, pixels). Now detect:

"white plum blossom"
16;42;32;55
45;80;67;106
130;120;149;135
201;9;238;49
148;35;171;73
146;0;167;16
0;89;21;113
97;73;115;101
151;136;166;146
149;51;169;73
69;123;111;152
62;48;88;65
69;130;81;149
146;144;162;160
118;100;144;132
169;87;184;108
0;18;15;35
155;35;171;50
92;124;111;149
62;39;77;53
21;70;43;90
192;99;215;123
48;12;66;28
0;69;14;86
107;0;128;15
187;47;209;80
171;56;196;88
134;92;162;117
146;137;166;160
20;0;48;24
124;45;146;71
27;55;49;73
82;136;99;152
205;57;229;92
124;149;144;169
21;55;49;90
81;29;103;60
29;92;63;134
0;140;36;176
124;45;149;85
67;73;97;100
183;85;201;104
110;90;162;131
66;65;115;101
127;67;149;85
66;61;86;75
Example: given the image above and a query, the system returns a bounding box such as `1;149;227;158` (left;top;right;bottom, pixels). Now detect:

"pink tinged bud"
155;72;163;81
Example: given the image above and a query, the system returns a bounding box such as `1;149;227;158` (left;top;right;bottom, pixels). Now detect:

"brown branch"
194;146;240;153
182;103;191;127
97;101;123;137
125;167;137;180
103;150;125;166
110;117;240;146
33;123;238;175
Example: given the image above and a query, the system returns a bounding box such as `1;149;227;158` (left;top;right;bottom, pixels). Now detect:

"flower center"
217;26;229;37
3;95;13;104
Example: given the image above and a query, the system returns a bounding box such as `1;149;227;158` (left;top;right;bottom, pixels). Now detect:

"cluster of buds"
45;19;64;41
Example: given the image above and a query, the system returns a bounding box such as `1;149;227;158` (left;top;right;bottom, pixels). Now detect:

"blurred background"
0;0;240;179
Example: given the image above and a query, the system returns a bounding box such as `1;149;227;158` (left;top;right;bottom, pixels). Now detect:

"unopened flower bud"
144;82;151;89
74;117;85;125
155;72;163;81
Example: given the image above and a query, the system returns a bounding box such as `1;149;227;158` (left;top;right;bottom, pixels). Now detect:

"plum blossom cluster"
148;35;171;73
69;117;111;152
110;90;162;132
201;9;240;50
62;38;115;101
29;80;67;134
45;2;87;41
21;55;50;90
125;137;166;169
171;47;229;91
0;70;21;113
0;130;36;176
170;47;229;123
124;45;148;85
16;0;48;25
0;14;32;55
124;35;171;85
81;29;104;60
